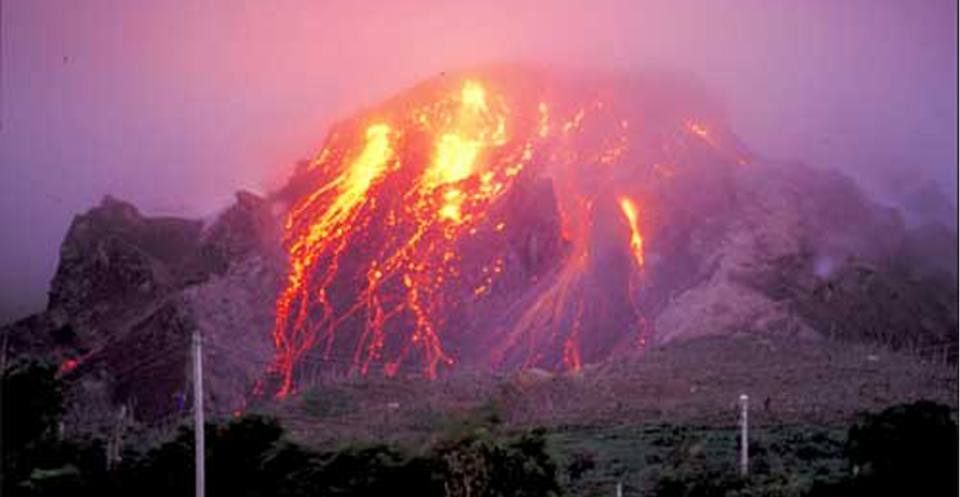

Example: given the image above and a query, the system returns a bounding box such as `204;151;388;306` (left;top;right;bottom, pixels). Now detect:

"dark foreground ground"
550;422;847;496
4;335;956;496
257;336;957;495
267;336;956;442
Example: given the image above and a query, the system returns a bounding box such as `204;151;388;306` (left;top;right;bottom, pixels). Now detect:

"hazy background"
1;0;956;322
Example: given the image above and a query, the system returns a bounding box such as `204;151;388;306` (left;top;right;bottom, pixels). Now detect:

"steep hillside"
2;67;955;426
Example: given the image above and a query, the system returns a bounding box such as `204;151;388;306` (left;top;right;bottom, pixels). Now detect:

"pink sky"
0;0;956;320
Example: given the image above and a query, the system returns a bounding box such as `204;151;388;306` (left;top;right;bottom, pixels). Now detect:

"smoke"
0;0;955;323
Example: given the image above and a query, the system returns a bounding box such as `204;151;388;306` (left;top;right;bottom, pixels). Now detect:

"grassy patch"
547;423;848;496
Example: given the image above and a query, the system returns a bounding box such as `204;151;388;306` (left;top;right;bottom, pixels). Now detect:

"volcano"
266;67;756;395
4;66;955;420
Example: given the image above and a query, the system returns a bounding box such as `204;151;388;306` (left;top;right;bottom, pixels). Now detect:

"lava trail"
270;68;746;396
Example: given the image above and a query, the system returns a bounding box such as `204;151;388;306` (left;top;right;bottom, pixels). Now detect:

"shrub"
845;400;957;497
427;427;561;497
2;360;68;497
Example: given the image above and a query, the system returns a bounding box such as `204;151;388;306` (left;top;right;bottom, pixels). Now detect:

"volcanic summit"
266;67;759;394
4;67;955;420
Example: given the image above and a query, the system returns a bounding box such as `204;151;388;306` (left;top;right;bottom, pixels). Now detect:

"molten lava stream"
271;79;532;396
618;196;645;268
269;72;673;396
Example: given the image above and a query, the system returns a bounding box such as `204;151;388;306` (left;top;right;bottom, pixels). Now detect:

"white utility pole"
739;394;749;476
0;329;7;489
106;405;127;470
193;330;205;497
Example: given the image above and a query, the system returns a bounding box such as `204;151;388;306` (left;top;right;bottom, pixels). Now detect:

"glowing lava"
272;123;397;395
272;79;529;396
269;69;748;396
618;197;645;268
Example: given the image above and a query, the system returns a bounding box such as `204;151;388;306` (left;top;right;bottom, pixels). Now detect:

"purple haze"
0;0;956;322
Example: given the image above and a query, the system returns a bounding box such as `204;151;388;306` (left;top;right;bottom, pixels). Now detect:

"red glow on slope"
269;70;748;396
272;79;532;396
618;196;645;268
58;358;79;376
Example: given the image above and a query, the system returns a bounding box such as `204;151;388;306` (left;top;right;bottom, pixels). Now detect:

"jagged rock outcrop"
47;196;204;347
4;191;283;423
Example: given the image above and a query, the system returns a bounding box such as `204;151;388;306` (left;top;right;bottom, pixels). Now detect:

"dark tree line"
1;360;560;497
3;360;956;496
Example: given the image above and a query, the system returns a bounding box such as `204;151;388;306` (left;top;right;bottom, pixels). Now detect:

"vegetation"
548;402;957;497
1;361;560;497
833;400;958;496
2;360;956;496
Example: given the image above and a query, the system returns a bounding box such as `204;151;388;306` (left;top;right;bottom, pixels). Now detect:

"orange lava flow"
268;72;747;396
618;196;645;268
271;80;532;396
